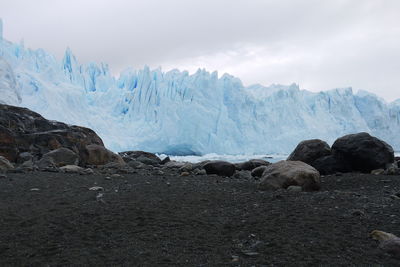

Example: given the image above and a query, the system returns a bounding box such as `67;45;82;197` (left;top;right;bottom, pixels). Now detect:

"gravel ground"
1;170;400;266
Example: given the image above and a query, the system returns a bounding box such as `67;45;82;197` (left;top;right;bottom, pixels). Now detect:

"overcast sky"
1;0;400;101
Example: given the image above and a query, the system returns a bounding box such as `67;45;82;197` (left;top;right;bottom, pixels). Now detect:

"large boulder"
0;104;104;164
203;161;236;177
311;155;352;175
38;147;79;167
235;159;270;171
83;144;125;166
259;160;320;191
287;139;331;165
332;132;394;173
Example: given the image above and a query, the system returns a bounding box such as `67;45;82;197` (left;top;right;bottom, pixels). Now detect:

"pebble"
83;168;94;175
351;209;365;216
180;172;190;176
390;195;400;200
287;185;302;192
111;174;122;178
89;186;104;191
30;188;40;191
241;250;259;256
231;255;239;262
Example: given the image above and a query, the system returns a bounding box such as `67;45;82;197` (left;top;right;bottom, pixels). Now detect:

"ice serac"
0;31;399;155
0;57;21;105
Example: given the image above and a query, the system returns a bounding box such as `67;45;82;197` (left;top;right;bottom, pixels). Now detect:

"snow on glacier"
0;29;399;155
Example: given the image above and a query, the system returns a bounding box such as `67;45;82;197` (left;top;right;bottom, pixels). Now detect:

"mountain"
0;26;399;155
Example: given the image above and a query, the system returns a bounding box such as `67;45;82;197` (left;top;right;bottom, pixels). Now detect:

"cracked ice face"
0;57;21;105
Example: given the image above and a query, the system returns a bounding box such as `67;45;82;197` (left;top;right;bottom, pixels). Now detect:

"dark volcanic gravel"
1;169;400;266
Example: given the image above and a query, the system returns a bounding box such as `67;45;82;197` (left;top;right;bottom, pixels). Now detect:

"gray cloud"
1;0;400;100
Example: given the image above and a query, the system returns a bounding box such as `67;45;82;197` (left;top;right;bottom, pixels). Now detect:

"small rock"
96;193;104;200
180;171;190;176
371;230;400;259
287;185;302;192
385;163;400;175
21;160;34;169
203;161;236;177
111;174;122;178
82;168;94;175
193;169;206;175
179;163;193;172
103;162;126;169
231;255;240;262
60;165;84;173
17;152;33;164
30;188;40;191
351;209;365;216
241;251;259;257
390;195;400;200
128;160;146;169
235;159;270;171
89;186;104;191
160;156;170;164
0;156;14;172
371;169;385;175
251;166;267;178
0;173;7;179
233;170;252;180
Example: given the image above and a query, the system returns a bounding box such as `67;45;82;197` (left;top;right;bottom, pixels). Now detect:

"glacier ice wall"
0;36;399;155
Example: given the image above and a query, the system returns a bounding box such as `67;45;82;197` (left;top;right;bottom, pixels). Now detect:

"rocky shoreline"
1;103;400;265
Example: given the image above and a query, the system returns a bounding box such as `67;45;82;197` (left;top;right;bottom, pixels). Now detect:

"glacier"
0;22;399;155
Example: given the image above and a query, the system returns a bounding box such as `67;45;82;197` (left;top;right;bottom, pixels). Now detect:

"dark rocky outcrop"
332;132;394;173
259;160;320;191
0;104;105;166
203;161;236;177
287;139;331;165
235;159;270;171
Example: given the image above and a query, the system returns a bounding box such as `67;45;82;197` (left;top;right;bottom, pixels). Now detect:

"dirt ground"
1;169;400;266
